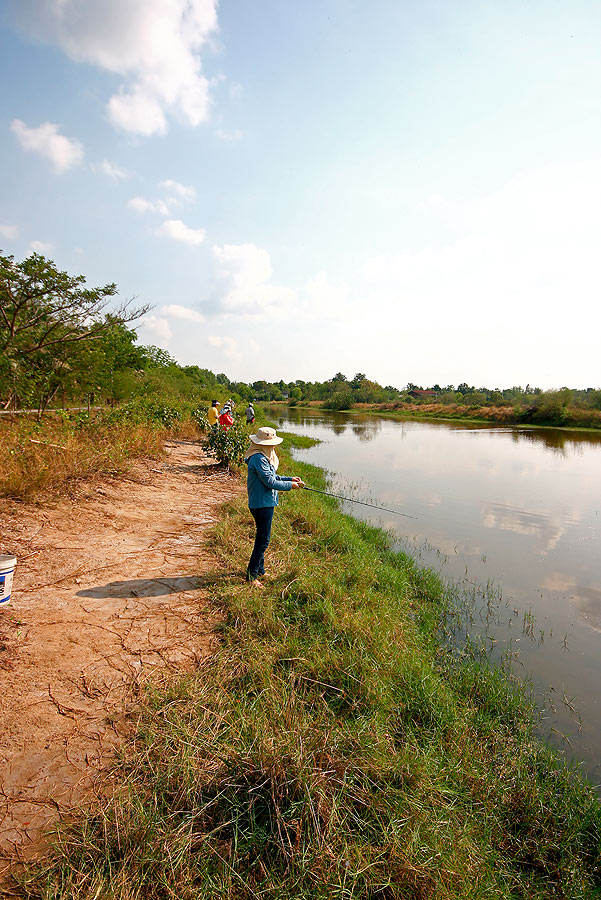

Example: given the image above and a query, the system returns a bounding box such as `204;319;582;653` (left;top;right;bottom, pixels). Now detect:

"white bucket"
0;555;17;607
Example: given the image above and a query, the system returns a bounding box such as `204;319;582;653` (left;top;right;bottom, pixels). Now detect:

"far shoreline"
265;399;601;434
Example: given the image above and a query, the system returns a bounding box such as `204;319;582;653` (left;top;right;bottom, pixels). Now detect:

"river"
271;406;601;786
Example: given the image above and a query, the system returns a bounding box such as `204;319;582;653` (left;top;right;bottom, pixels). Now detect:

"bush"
324;390;353;410
530;389;573;426
191;404;210;431
203;418;249;466
105;397;183;428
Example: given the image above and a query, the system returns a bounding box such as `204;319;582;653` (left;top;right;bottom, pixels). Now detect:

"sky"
1;0;600;390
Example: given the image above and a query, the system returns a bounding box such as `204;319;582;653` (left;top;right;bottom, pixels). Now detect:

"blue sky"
1;0;600;389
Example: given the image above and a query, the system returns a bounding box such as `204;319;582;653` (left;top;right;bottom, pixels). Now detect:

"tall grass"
8;444;601;899
0;406;201;500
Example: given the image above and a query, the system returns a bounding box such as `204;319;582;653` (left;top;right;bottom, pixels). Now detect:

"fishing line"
303;486;418;519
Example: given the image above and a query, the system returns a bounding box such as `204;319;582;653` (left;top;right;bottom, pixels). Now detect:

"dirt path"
0;440;242;870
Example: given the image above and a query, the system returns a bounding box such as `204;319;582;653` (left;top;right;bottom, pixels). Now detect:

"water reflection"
511;428;601;454
481;502;569;555
541;573;601;633
274;406;601;455
270;406;601;784
351;421;381;442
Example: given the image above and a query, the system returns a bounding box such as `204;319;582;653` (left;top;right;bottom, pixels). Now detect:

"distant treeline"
239;374;601;428
2;252;600;427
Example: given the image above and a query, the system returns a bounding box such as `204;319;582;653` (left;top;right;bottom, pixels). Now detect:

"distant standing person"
207;399;221;427
245;402;255;425
245;426;304;588
219;404;234;430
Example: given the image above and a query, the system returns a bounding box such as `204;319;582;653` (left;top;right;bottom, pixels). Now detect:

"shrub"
191;404;210;431
106;397;183;428
203;418;249;466
324;390;353;410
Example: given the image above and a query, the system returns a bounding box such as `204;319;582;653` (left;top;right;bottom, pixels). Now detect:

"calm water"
271;407;601;784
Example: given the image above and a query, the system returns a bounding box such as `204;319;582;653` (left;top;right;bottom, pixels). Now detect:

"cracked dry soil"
0;439;241;871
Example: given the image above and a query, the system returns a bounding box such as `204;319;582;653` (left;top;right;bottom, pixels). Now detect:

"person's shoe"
249;578;264;589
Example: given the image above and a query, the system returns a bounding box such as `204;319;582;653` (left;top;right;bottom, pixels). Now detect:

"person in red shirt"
218;405;234;430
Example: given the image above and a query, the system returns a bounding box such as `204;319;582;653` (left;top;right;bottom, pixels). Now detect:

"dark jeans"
247;506;275;579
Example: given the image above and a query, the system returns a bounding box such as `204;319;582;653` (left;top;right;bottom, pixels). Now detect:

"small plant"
203;418;249;466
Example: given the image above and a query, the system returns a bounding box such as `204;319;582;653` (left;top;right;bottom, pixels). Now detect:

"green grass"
278;431;321;449
9;447;601;899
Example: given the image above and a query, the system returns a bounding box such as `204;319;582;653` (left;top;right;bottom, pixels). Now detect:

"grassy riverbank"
10;436;601;899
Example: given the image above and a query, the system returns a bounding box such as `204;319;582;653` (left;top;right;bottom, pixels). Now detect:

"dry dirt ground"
0;439;242;873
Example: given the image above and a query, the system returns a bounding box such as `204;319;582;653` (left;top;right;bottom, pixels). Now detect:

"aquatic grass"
9;449;601;898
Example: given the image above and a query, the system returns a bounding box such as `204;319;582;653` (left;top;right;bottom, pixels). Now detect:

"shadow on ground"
77;574;237;599
165;463;223;476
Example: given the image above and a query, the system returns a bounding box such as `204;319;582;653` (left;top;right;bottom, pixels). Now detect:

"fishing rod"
303;486;418;520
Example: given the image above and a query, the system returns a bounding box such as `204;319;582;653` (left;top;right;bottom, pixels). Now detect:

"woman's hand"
291;478;305;489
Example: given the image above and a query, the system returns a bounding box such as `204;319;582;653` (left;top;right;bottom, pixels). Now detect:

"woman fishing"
245;426;304;587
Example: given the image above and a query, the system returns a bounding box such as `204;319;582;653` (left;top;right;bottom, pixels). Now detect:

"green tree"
140;345;177;369
351;372;366;390
0;252;148;410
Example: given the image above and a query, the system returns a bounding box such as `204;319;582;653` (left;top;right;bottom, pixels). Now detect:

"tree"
0;252;149;410
140;345;177;369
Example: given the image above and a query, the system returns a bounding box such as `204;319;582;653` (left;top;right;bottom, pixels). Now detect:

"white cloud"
417;192;445;211
208;334;241;361
362;161;601;331
303;271;350;318
160;303;205;323
128;196;170;215
30;240;53;253
211;243;297;315
10;0;218;136
216;128;243;142
156;218;206;245
10;119;84;172
159;179;196;203
140;314;173;341
0;224;18;240
98;159;129;180
129;182;195;217
108;89;168;136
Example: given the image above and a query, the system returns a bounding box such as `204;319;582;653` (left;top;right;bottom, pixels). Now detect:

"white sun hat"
249;426;283;446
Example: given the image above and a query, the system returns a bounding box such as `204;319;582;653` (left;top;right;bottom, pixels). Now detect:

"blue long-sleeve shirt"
246;453;293;508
